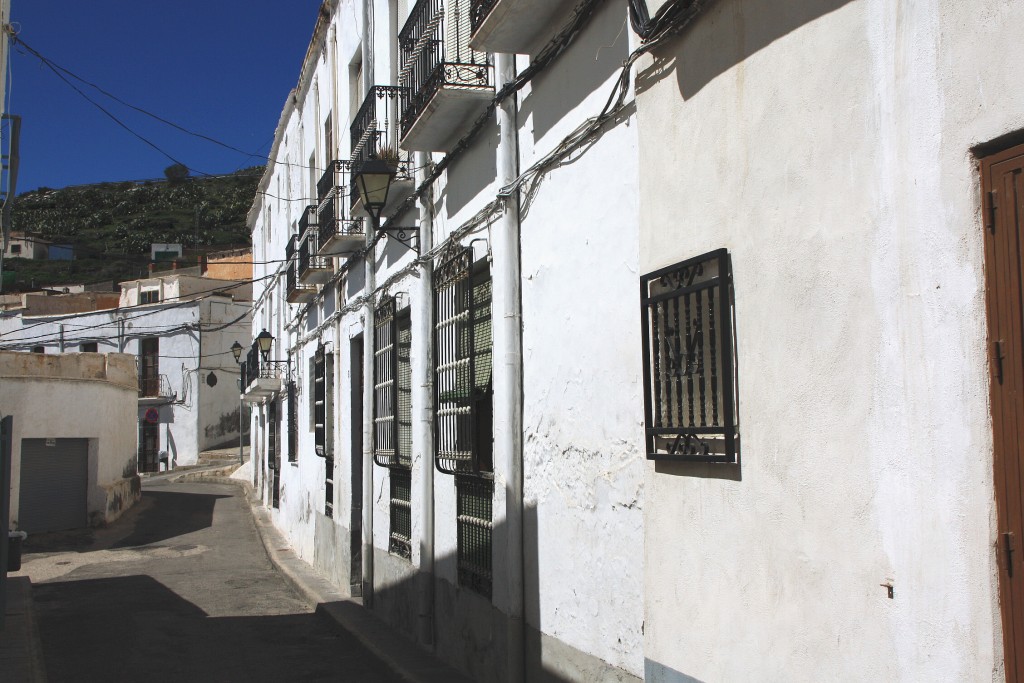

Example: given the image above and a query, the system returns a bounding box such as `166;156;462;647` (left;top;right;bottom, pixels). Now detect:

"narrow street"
15;480;404;683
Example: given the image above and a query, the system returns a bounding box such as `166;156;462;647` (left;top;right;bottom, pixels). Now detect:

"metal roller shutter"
18;438;88;533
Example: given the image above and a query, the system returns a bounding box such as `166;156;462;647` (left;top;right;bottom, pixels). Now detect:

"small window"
31;346;44;354
80;342;98;352
10;244;21;254
140;290;160;304
389;468;412;560
640;248;738;462
456;475;493;599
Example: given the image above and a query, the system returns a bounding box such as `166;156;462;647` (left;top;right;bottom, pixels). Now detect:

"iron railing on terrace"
243;341;286;389
298;225;330;278
138;373;173;399
399;0;493;139
317;161;366;254
350;86;413;210
469;0;498;33
286;235;317;302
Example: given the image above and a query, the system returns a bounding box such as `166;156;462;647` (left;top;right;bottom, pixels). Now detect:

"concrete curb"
189;477;471;683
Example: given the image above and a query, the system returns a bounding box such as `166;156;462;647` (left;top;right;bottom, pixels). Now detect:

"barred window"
456;475;493;599
287;380;298;463
641;248;738;462
434;247;493;476
269;397;281;509
389;468;412;560
313;345;335;517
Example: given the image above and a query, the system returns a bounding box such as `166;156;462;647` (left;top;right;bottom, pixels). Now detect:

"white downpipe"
361;0;376;608
492;51;525;683
415;151;436;646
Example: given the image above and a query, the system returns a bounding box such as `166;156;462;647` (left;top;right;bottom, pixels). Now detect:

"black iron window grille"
456;475;493;598
641;248;738;462
313;345;331;458
389;468;413;560
374;296;400;467
434;247;493;475
287;380;298;463
469;0;498;33
325;455;335;518
398;0;493;140
269;397;281;509
139;421;160;474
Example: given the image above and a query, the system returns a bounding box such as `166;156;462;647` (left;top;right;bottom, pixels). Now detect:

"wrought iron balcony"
138;373;174;402
285;234;316;304
399;0;494;152
469;0;575;54
298;226;333;284
316;162;366;255
241;342;285;402
350;86;416;217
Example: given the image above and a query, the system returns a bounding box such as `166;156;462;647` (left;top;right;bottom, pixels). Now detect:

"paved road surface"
16;480;403;683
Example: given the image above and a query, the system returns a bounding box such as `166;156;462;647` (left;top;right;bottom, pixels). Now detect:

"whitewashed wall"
636;0;1024;680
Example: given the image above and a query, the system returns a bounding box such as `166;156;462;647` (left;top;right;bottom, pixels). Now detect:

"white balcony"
469;0;575;55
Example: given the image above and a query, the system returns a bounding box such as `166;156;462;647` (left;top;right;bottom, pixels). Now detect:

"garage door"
18;438;88;533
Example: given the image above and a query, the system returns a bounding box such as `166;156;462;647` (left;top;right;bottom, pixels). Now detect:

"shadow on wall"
645;659;707;683
443;115;499;217
31;574;405;682
519;0;630;142
367;498;643;682
635;0;857;99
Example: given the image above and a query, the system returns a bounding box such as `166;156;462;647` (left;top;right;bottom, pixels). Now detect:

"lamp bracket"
380;226;419;254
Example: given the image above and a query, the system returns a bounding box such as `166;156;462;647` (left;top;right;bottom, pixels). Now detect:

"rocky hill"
3;167;262;291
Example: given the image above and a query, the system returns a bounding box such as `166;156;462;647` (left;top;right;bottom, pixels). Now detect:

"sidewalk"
0;576;47;682
183;471;472;683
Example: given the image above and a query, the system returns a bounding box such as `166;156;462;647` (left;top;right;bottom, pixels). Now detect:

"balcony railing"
138;373;173;399
470;0;498;33
399;0;493;150
468;0;574;54
350;86;415;214
242;342;286;401
298;226;332;284
316;160;366;254
286;234;316;303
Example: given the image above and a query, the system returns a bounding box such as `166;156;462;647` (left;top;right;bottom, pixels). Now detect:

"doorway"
983;142;1024;681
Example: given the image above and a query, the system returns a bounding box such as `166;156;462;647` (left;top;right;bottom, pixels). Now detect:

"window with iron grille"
389;468;412;560
434;248;493;476
435;247;493;598
269;397;281;509
456;475;493;598
641;248;738;462
312;345;335;517
287;380;298;463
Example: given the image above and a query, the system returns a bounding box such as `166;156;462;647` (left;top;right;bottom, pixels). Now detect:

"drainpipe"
362;216;377;609
492;51;525;683
360;0;377;610
59;324;65;353
415;151;436;647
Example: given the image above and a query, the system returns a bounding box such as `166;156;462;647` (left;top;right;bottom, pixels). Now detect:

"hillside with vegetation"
3;167;262;291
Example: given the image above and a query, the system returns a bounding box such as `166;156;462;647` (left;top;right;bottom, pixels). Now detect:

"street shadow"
32;574;404;682
111;489;232;549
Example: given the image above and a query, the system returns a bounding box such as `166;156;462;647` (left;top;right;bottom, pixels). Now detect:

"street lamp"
353;157;396;221
256;329;274;362
230;341;243;364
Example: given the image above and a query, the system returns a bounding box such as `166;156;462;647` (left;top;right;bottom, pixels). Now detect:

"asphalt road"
15;480;404;683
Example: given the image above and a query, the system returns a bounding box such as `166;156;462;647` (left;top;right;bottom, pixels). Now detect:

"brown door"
984;143;1024;681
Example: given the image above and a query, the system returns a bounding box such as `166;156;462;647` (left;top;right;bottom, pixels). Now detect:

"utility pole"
0;1;16;293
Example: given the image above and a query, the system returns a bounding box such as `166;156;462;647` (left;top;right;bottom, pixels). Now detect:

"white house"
247;0;643;680
0;273;252;471
247;0;1024;681
1;351;140;532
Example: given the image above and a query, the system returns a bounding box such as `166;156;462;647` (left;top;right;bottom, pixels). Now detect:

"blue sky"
9;1;321;192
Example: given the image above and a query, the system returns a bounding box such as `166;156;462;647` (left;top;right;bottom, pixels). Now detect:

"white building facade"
247;0;644;680
0;275;252;471
248;0;1024;680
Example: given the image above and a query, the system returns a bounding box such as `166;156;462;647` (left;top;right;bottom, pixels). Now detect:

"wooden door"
984;143;1024;681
